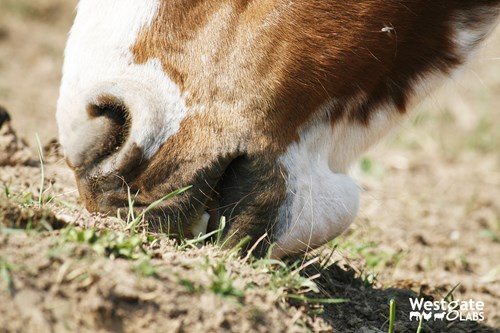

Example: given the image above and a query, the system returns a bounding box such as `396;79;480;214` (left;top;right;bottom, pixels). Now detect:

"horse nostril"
87;95;128;128
72;94;131;168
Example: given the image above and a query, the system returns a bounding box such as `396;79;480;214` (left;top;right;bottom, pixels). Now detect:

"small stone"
0;106;35;166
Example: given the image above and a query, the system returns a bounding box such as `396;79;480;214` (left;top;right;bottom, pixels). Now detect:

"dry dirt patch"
0;127;498;332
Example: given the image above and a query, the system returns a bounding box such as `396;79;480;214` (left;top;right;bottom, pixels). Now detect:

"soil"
0;1;499;332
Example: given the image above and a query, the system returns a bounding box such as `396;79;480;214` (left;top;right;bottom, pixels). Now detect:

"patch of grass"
285;294;348;305
179;277;201;294
208;261;245;299
59;226;167;278
174;259;244;300
121;185;192;234
169;246;347;309
328;232;407;290
178;216;234;251
253;258;318;296
359;157;385;176
1;184;61;211
1;183;46;207
0;134;56;208
480;217;500;244
134;256;158;277
481;228;500;243
174;252;348;309
0;257;18;295
332;238;405;274
62;227;147;260
252;256;348;306
0;198;65;231
3;181;12;199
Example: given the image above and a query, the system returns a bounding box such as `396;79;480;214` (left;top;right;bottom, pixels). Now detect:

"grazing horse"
57;0;500;258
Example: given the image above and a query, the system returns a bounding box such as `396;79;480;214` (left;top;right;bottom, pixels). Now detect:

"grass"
416;316;424;333
388;297;395;333
62;227;147;260
122;185;192;234
134;256;158;277
1;183;35;205
3;173;495;332
52;183;345;311
35;134;45;206
1;180;53;208
56;217;348;312
178;216;235;251
359;156;386;178
0;257;18;295
330;233;406;287
1;133;55;208
207;260;245;299
480;217;500;244
173;257;247;300
384;298;423;333
0;135;67;233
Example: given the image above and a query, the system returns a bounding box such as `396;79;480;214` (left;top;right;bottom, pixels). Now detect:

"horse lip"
136;154;241;237
75;144;245;239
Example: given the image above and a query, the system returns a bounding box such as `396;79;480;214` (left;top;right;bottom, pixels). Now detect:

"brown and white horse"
57;0;500;258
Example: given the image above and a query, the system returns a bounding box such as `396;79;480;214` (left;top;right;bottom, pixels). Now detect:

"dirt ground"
0;1;499;332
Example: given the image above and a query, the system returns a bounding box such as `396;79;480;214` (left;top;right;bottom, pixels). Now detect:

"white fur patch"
272;119;361;258
57;0;189;173
191;212;210;238
271;92;413;258
272;93;424;257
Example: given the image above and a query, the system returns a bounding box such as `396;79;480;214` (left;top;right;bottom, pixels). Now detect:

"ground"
0;1;499;332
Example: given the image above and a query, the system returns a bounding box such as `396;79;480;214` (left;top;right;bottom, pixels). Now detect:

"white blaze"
57;0;188;171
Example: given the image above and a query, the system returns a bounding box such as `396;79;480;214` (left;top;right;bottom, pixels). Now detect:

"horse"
57;0;500;258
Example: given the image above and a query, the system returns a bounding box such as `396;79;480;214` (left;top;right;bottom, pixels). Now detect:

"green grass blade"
35;134;45;206
416;313;424;333
443;283;460;303
388;297;396;333
215;215;226;245
182;227;226;248
127;185;192;232
285;294;349;304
